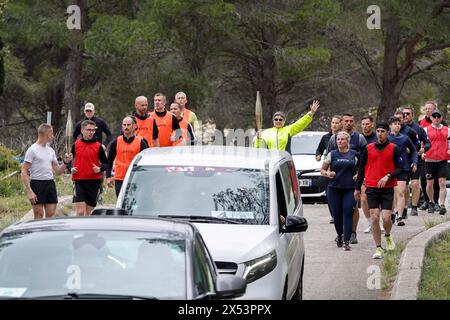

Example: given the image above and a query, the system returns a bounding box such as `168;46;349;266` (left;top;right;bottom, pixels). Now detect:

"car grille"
215;261;238;275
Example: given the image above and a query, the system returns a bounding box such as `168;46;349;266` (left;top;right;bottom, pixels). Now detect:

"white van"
116;146;308;299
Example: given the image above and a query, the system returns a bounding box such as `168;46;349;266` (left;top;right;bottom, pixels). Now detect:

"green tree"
337;0;450;121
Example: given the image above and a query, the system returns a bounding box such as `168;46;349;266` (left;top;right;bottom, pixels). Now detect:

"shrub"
0;143;20;173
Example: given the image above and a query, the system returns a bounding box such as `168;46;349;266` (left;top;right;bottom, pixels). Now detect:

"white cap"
84;103;95;111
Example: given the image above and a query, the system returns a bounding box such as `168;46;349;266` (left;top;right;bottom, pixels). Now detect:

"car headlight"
243;250;277;284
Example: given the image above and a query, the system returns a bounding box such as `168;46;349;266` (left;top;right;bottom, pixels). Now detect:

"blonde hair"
336;130;350;141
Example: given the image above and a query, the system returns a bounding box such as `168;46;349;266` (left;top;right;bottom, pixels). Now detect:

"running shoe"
428;203;435;214
410;207;418;216
385;235;395;251
350;232;358;244
438;205;447;215
343;241;351;251
372;247;384;259
363;225;372;233
419;202;428;211
336;235;343;248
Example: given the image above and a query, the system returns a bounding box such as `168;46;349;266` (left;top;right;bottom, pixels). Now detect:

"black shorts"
425;161;449;180
397;170;410;182
410;162;423;180
73;180;101;207
30;180;58;205
365;187;394;210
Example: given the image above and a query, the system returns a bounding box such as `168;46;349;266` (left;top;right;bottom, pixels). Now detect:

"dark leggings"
327;186;355;242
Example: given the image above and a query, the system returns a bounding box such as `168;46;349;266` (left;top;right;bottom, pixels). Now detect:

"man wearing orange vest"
70;120;108;216
175;91;199;131
423;109;450;215
150;92;180;147
132;96;159;147
169;102;196;146
106;116;149;196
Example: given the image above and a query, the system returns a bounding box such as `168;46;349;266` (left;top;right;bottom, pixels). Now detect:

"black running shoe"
438;205;447;215
428;203;435;214
336;235;343;248
419;202;428;211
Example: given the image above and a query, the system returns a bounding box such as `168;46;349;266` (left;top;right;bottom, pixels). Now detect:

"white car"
291;131;328;200
116;146;308;299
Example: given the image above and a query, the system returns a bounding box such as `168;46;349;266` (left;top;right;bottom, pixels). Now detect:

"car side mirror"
214;274;247;299
282;216;308;233
90;208;129;216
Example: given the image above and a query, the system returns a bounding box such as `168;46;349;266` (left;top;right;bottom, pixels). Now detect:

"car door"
277;160;302;298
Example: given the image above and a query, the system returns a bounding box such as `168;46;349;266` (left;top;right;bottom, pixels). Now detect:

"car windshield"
0;230;186;299
291;134;325;155
122;166;270;225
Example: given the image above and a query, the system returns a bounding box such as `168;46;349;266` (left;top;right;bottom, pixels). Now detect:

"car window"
291;134;324;155
0;230;187;299
276;171;288;225
279;162;297;215
123;166;270;225
193;235;215;296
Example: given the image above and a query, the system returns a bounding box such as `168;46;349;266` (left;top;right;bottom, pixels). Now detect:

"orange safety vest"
173;120;190;146
135;116;155;147
150;111;174;147
114;135;142;181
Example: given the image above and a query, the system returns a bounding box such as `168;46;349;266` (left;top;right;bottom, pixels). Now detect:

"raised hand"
310;100;320;115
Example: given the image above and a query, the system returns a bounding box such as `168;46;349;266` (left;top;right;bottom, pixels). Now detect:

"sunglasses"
273;118;285;122
403;112;411;115
432;114;442;118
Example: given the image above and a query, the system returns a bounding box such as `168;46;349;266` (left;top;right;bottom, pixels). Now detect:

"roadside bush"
0;144;20;172
0;144;22;197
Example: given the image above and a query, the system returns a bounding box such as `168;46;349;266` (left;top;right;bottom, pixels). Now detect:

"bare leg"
382;209;393;235
44;203;57;218
74;202;87;216
86;205;96;216
352;206;359;232
411;179;420;206
370;208;381;246
395;181;407;216
361;185;371;219
438;178;447;205
32;204;44;220
426;179;435;204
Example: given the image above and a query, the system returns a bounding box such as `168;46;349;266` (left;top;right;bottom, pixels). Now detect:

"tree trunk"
377;14;401;123
64;0;86;122
0;38;4;95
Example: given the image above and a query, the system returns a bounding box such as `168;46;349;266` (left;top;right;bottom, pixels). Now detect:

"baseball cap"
84;103;95;111
431;109;442;117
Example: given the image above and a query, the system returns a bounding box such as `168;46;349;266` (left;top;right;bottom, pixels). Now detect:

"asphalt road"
302;203;445;300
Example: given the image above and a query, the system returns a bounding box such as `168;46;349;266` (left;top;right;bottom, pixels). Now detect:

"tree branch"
406;59;448;81
414;42;450;58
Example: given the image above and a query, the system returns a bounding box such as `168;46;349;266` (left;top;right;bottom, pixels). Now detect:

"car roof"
2;216;196;237
135;146;289;169
293;131;328;137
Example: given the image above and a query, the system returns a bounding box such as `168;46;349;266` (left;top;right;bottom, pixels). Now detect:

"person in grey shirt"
21;124;72;219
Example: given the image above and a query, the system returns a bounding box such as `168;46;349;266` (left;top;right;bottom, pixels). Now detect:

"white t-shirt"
23;143;57;180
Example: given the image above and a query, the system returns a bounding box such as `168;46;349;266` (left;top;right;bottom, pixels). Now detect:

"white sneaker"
364;226;371;233
381;226;385;233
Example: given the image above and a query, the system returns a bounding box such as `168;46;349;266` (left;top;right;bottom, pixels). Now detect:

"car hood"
193;223;278;263
291;154;322;171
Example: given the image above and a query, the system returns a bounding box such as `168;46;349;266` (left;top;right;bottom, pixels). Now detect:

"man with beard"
107;116;149;197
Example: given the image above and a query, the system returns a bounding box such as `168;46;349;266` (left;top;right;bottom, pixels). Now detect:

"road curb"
390;220;450;300
19;195;73;222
